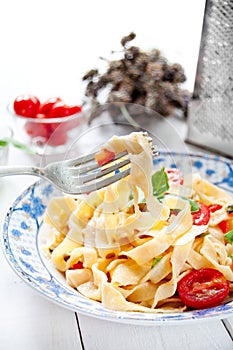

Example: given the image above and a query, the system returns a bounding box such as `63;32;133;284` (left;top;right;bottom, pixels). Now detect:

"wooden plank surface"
0;175;81;350
78;313;233;350
0;248;82;350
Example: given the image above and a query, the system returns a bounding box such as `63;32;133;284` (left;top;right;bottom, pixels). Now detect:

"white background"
0;0;205;115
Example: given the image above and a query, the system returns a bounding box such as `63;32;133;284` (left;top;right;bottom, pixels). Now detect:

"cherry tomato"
192;202;210;226
67;105;82;115
218;220;230;233
24;121;50;141
177;268;230;309
48;102;82;118
208;204;223;213
47;127;68;146
166;168;184;186
39;97;62;115
95;148;115;166
72;261;83;269
13;95;40;118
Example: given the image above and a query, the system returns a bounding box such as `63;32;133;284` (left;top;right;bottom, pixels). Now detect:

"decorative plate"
2;151;233;325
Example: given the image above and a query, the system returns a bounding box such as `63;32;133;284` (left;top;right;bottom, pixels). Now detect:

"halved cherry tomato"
177;268;230;309
39;97;62;115
47;102;71;118
13;95;40;118
72;261;83;269
166;168;184;186
208;204;223;213
48;102;82;118
67;105;82;115
218;220;230;234
95;148;115;166
192;202;210;226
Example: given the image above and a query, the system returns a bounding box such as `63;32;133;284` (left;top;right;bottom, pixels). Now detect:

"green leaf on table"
0;139;9;147
225;230;233;244
151;167;169;199
8;138;36;155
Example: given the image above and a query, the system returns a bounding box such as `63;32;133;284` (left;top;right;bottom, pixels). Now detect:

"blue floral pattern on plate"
1;151;233;325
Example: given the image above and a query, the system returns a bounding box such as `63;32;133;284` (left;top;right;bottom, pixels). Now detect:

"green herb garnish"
189;199;200;213
151;256;162;268
127;167;169;207
151;167;169;199
225;230;233;244
0;138;35;155
0;140;9;147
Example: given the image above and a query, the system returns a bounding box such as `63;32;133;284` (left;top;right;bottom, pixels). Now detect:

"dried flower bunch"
82;32;190;123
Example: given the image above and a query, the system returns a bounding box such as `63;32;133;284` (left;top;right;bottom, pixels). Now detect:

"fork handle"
0;165;44;178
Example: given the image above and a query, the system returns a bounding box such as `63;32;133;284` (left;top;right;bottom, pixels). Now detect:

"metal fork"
0;146;158;195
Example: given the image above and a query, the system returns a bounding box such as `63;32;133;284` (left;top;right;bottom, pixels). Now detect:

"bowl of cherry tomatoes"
8;95;86;155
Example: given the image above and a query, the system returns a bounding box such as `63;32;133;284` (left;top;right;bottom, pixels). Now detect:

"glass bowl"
7;103;87;156
0;124;13;166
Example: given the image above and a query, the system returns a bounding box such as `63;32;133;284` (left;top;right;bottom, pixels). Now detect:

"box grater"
186;0;233;158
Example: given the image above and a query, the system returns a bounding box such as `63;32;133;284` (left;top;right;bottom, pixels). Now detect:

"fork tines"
74;151;130;185
61;139;159;194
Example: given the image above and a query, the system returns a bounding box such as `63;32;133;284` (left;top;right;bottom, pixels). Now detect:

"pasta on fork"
43;132;233;312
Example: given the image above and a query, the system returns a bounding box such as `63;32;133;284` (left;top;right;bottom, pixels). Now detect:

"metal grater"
186;0;233;158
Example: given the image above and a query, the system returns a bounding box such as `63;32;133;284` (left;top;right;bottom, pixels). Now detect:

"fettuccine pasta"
42;132;233;312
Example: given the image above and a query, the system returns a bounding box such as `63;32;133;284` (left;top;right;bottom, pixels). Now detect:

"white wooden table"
1;115;233;350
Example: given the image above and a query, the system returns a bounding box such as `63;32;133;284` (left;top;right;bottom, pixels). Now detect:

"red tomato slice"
208;204;223;213
166;168;184;185
39;97;62;115
95;148;115;166
72;261;83;269
218;220;230;233
177;268;230;309
192;202;210;226
14;95;40;118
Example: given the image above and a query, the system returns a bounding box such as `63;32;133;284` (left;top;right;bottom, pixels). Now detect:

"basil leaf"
128;167;169;207
151;256;162;268
189;200;200;213
0;139;9;147
151;167;169;199
225;230;233;244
